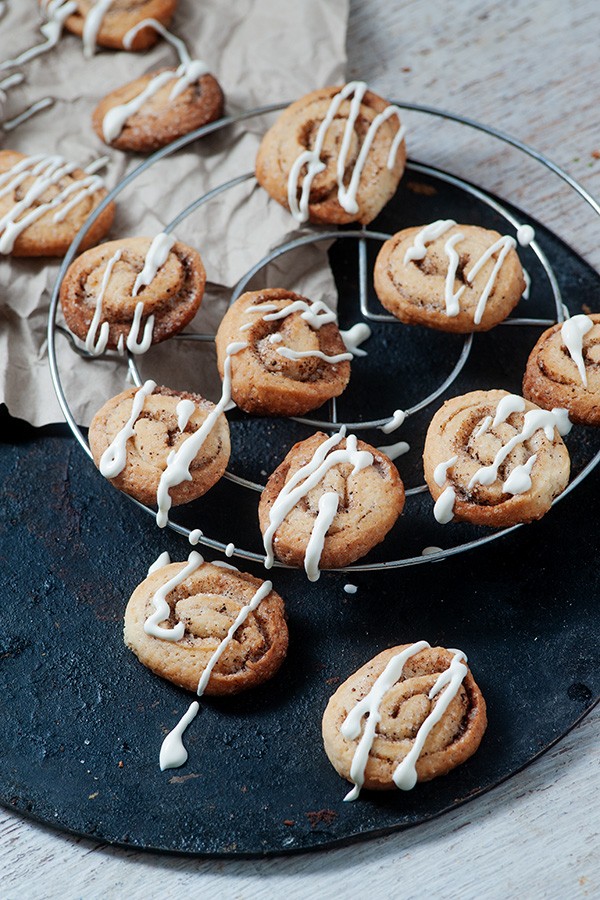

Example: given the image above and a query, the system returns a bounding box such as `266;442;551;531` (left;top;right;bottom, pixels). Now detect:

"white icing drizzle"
522;269;531;299
276;346;352;364
443;232;466;317
0;2;6;19
339;323;371;357
132;232;176;296
377;440;409;461
517;224;535;246
99;379;156;477
503;454;537;496
340;640;430;801
492;393;526;427
225;542;235;558
211;560;238;571
304;491;339;582
403;219;456;264
155;341;247;528
244;298;337;331
380;408;406;434
473;415;492;438
0;73;25;100
343;583;358;594
433;454;458;488
195;580;273;696
85;249;122;356
188;528;203;545
116;334;125;355
176;398;196;432
1;96;54;132
82;0;114;58
159;701;199;771
102;70;175;142
268;333;283;343
466;235;517;325
126;301;154;354
0;1;77;72
469;407;571;490
262;428;372;569
561;314;594;387
147;550;171;575
287;80;406;222
144;550;203;642
392;649;468;791
434;486;456;524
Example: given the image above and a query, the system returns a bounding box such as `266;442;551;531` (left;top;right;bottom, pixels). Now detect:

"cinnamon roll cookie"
0;150;114;257
215;289;351;416
523;314;600;426
93;67;224;153
322;642;487;798
256;81;406;225
258;430;405;579
89;382;230;518
374;221;527;332
60;235;205;355
124;554;288;694
423;389;571;527
48;0;178;54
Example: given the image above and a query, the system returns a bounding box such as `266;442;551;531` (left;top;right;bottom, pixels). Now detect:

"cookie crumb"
406;181;437;196
283;819;295;827
591;150;600;159
306;809;338;829
118;760;124;768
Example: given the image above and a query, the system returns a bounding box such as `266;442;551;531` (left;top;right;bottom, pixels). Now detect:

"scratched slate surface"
1;170;599;857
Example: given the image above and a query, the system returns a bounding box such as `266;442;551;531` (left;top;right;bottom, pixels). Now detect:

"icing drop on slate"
377;440;409;461
99;380;157;477
343;583;358;594
147;551;171;575
287;81;406;222
380;408;406;434
340;323;372;357
304;491;339;582
561;314;594;387
144;550;203;642
159;701;199;771
434;486;456;524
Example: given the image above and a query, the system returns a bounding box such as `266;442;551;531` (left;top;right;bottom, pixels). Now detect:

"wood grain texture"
2;0;600;896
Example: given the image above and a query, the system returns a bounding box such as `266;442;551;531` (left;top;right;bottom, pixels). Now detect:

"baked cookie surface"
374;222;526;332
0;150;114;257
423;389;571;527
124;558;288;695
89;384;230;508
93;68;224;152
523;313;600;426
215;289;351;417
256;82;406;225
258;431;405;576
55;0;178;52
60;236;205;352
322;643;487;796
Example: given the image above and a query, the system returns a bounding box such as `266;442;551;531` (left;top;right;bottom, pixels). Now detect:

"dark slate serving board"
1;167;598;857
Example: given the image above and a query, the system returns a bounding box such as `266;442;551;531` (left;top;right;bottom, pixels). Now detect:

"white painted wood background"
2;1;599;896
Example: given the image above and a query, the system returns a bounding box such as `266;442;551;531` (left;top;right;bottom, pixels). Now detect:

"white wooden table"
2;1;599;896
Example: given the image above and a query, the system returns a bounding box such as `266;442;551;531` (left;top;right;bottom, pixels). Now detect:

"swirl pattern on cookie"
89;383;230;509
60;235;205;353
523;313;600;426
256;82;406;225
124;556;288;694
374;222;528;332
322;643;487;797
47;0;178;53
423;389;571;527
0;150;113;256
258;429;405;577
215;289;352;416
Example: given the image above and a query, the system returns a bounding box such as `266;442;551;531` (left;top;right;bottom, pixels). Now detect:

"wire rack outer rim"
47;101;600;572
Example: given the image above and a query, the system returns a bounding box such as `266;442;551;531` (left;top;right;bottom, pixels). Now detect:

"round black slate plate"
1;169;599;857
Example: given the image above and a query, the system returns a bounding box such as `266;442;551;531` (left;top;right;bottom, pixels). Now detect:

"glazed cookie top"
423;389;571;527
89;382;230;519
256;81;407;226
124;554;288;695
523;313;600;426
0;150;114;257
60;235;205;354
374;221;527;332
322;642;487;798
52;0;179;54
215;289;352;417
258;430;405;579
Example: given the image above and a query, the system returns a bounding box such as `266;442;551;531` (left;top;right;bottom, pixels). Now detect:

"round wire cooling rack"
48;101;600;572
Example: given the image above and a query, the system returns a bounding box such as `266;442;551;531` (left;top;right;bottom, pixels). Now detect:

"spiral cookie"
50;0;178;53
60;235;205;354
423;389;571;527
256;81;406;225
92;68;224;153
374;221;526;332
322;642;487;798
0;150;114;257
258;430;405;578
523;314;600;426
215;289;352;416
89;383;230;514
124;555;288;695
